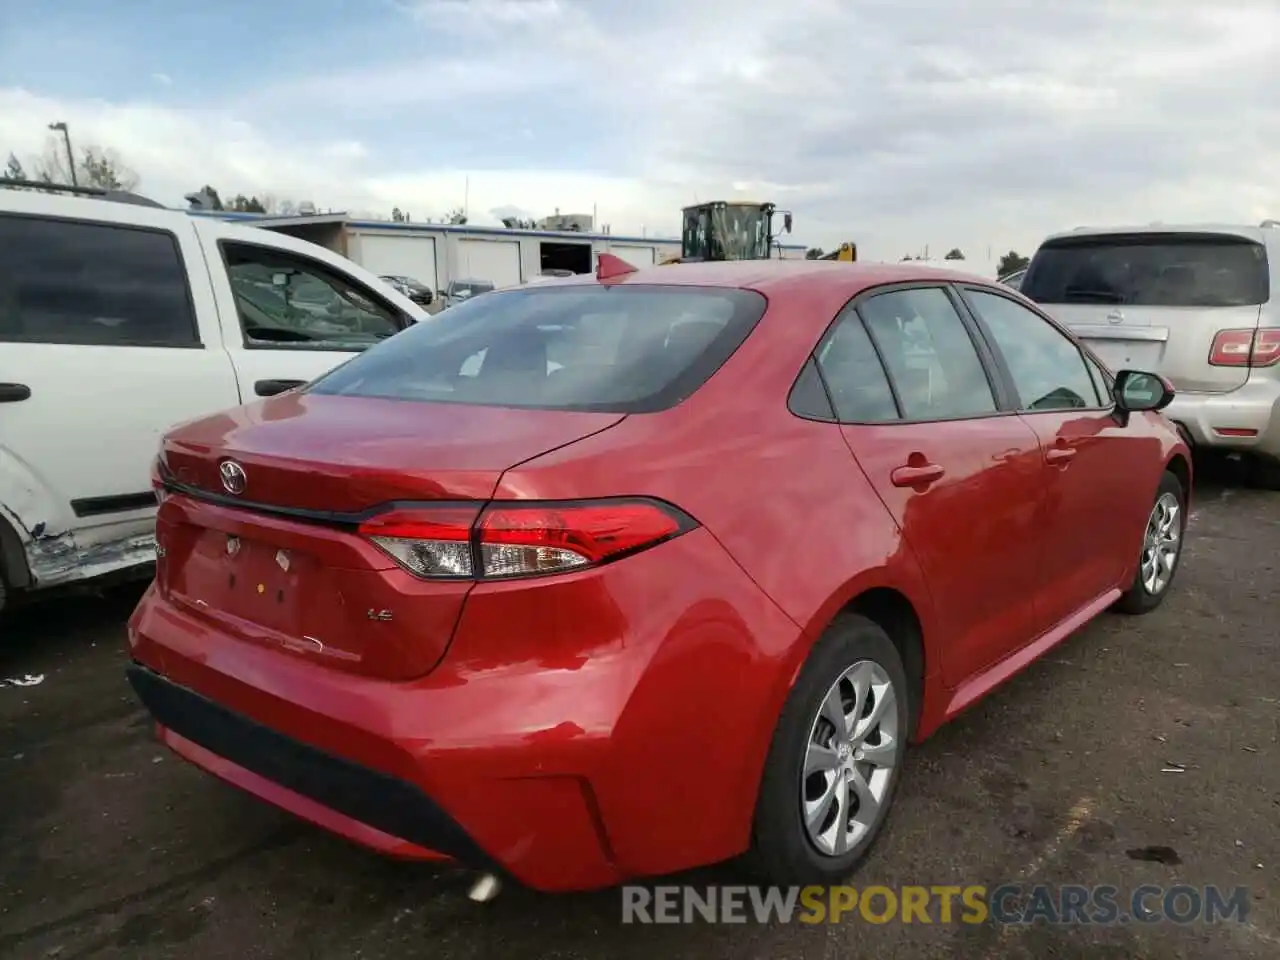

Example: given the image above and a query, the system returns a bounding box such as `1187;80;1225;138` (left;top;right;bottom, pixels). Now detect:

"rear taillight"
357;499;696;581
358;505;480;579
1208;328;1280;367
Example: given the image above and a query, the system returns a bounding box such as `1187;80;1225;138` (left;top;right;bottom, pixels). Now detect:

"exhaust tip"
468;873;502;902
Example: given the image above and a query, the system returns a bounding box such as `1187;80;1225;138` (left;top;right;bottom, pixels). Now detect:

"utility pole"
48;121;76;186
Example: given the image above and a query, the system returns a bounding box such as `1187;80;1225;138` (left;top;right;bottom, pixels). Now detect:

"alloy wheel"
1140;491;1182;595
801;660;900;857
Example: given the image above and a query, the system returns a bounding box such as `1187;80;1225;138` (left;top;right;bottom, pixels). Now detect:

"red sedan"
128;255;1191;892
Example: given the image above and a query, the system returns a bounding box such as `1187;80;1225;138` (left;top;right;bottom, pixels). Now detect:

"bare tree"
32;137;140;191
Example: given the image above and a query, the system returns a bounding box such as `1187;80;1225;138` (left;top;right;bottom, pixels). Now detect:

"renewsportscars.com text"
620;884;1251;926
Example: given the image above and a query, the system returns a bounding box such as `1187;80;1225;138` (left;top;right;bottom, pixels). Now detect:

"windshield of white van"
1022;234;1269;308
307;285;767;413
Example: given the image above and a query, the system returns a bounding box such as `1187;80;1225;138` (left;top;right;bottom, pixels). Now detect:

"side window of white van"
0;214;199;347
220;241;411;352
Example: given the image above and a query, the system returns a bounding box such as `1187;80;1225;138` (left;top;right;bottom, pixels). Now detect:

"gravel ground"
1;462;1276;960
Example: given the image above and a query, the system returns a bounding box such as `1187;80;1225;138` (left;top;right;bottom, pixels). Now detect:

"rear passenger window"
813;309;899;422
0;214;198;347
859;287;997;420
964;289;1101;410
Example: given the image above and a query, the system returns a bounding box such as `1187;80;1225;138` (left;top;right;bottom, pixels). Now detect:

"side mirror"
783;213;793;233
1113;369;1174;413
254;379;306;398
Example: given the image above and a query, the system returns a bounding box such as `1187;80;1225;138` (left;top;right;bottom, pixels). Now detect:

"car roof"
1041;223;1270;244
529;258;999;299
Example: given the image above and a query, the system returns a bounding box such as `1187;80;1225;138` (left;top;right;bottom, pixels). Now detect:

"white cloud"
150;72;172;86
3;0;1278;269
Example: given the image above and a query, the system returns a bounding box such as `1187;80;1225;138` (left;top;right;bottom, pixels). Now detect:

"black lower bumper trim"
125;662;494;868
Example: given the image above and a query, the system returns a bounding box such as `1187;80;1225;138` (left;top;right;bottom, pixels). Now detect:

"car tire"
746;614;910;885
1114;470;1187;615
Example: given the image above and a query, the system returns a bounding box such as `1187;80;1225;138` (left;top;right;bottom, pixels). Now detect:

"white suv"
1021;222;1280;487
0;182;427;613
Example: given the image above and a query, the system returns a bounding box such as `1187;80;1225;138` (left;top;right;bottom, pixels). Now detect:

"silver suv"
1021;222;1280;487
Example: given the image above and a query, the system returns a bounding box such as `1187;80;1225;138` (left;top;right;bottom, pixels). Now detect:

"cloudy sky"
1;0;1276;268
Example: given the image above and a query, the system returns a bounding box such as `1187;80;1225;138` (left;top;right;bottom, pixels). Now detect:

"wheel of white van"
747;614;909;884
1114;471;1187;615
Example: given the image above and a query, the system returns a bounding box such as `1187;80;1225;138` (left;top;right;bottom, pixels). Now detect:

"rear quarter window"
307;285;768;413
1022;233;1269;308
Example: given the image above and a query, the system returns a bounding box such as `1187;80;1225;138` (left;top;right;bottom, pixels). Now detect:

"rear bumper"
127;662;487;864
126;527;802;892
1165;373;1280;457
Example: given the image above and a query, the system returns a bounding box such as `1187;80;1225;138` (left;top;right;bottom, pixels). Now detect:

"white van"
0;183;428;612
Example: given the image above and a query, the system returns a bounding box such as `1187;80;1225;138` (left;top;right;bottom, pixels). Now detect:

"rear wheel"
1114;471;1186;615
746;614;909;884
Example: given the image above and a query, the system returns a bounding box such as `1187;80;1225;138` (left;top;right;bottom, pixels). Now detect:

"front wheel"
1114;471;1186;615
746;615;909;885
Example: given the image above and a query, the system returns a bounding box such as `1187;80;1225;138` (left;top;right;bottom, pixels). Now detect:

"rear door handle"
890;462;945;487
0;383;31;403
254;379;305;397
1045;446;1076;465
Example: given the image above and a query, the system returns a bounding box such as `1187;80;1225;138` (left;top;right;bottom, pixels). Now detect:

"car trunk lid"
160;393;623;510
1041;303;1263;392
155;393;625;679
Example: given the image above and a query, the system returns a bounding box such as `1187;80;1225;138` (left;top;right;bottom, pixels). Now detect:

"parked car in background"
1021;221;1280;487
379;274;434;307
439;278;496;309
0;182;427;615
128;256;1190;895
999;266;1027;290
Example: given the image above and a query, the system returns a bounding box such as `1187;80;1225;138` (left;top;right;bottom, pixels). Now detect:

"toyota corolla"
127;255;1191;893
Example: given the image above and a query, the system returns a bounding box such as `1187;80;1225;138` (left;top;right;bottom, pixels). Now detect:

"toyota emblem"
219;460;247;495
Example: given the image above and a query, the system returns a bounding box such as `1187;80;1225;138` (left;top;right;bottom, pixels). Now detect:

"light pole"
47;121;76;186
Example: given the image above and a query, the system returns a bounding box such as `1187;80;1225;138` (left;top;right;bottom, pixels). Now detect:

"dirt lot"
1;462;1277;960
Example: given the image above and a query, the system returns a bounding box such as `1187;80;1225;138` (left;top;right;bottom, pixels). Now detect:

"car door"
198;228;420;400
0;208;239;575
957;286;1153;630
818;285;1046;686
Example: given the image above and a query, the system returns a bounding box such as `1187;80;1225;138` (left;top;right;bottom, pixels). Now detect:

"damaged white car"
0;182;426;613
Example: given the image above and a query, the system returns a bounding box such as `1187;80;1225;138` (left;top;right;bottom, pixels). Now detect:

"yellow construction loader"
818;242;858;261
659;200;793;264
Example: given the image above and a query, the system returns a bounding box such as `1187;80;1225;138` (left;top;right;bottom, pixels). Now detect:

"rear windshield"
307;284;768;412
1022;233;1269;307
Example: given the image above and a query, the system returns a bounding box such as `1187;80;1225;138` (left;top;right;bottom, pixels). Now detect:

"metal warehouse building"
192;211;808;294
